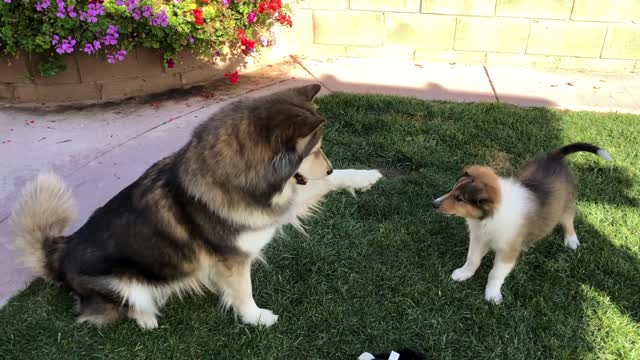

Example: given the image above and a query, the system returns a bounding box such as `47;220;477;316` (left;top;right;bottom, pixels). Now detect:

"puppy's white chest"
236;226;278;256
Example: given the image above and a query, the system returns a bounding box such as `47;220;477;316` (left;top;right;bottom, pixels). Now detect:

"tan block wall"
288;0;640;73
0;49;237;104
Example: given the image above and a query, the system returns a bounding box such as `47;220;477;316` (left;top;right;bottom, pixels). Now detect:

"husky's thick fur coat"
432;143;611;304
13;84;383;329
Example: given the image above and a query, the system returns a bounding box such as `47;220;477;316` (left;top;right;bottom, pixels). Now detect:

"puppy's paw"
484;288;503;305
451;267;475;282
133;312;159;330
564;234;580;250
241;308;279;327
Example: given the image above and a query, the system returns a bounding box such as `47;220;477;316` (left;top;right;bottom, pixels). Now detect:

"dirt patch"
367;157;415;179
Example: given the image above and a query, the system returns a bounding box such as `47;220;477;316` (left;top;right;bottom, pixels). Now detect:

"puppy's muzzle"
432;195;446;209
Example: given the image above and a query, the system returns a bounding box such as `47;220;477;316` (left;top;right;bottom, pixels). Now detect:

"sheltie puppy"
432;143;611;304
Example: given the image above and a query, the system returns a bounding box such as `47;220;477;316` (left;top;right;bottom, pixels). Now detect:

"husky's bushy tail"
13;172;74;280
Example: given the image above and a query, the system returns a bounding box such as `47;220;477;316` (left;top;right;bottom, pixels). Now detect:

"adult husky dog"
13;84;383;329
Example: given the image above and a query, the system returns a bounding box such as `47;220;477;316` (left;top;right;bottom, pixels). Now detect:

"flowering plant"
0;0;293;79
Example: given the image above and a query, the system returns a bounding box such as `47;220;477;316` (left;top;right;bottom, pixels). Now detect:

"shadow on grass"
0;79;638;359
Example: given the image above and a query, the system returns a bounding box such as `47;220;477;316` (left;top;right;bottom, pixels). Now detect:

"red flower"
277;13;292;27
257;1;267;14
237;28;246;40
192;8;204;25
241;38;256;55
200;0;209;3
268;0;281;13
166;58;175;68
224;70;239;84
257;0;279;15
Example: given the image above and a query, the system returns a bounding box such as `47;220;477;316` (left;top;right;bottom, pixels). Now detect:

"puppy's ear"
458;166;473;181
465;181;498;217
295;84;322;102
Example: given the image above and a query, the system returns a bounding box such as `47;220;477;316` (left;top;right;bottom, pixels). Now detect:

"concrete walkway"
1;57;639;306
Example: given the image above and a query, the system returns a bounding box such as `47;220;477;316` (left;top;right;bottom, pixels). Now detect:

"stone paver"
1;56;640;306
486;67;640;113
298;57;496;103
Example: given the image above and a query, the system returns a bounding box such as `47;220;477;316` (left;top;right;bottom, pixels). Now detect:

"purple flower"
260;36;268;46
188;36;194;44
173;0;179;3
67;5;76;17
247;11;256;24
101;24;119;45
115;0;123;5
221;0;229;5
92;39;101;50
141;5;152;18
151;9;168;27
115;49;127;61
80;3;104;23
55;36;76;54
51;34;60;46
35;0;50;11
106;54;115;64
83;43;95;55
131;9;141;20
106;24;118;35
125;0;138;12
215;50;220;57
55;0;65;18
3;0;11;3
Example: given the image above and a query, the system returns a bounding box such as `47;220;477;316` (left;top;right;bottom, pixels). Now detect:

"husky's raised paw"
330;169;383;194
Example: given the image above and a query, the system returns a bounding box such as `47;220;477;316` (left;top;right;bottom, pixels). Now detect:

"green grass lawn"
2;93;639;359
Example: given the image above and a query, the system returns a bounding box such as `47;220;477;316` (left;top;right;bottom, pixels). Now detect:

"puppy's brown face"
432;165;501;220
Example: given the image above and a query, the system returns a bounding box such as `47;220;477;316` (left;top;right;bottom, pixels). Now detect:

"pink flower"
166;58;175;68
247;11;256;24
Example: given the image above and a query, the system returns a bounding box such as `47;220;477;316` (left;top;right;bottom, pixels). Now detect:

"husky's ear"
295;84;322;101
272;151;301;180
295;120;324;153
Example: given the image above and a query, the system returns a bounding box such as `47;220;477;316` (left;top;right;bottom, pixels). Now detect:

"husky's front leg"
290;169;383;220
328;169;384;195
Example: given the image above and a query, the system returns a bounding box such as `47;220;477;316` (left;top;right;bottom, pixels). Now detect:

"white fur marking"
597;149;612;161
241;307;279;327
480;178;532;251
433;194;448;205
236;226;277;257
451;267;476;282
485;260;515;304
564;234;580;250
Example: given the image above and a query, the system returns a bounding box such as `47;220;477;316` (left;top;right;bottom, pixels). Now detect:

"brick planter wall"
280;0;640;73
0;49;240;104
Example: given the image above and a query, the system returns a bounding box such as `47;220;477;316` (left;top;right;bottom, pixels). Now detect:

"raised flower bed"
0;0;293;103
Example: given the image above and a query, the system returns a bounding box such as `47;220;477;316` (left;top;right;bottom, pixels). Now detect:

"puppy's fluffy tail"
13;172;74;280
552;142;612;161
